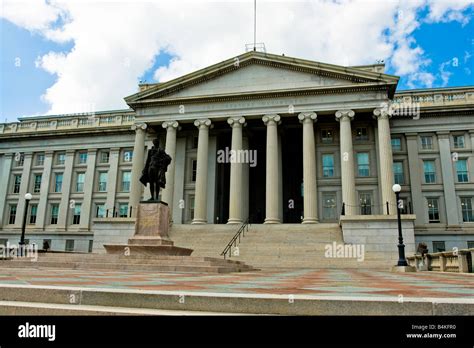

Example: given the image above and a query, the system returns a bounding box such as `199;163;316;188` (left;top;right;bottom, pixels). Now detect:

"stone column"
227;116;245;224
262;114;281;224
373;108;396;213
406;133;424;226
14;153;33;228
298;112;318;223
36;151;53;229
57;150;75;229
105;148;120;215
129;123;147;216
192;119;212;224
0;153;13;228
161;121;179;212
437;131;460;226
335;110;356;216
79;149;97;229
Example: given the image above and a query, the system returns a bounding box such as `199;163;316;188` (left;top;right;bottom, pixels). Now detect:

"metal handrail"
221;218;250;259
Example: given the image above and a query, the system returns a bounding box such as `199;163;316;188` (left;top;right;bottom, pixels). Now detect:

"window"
33;174;42;193
189;196;195;221
119;203;129;217
65;240;75;252
399;197;409;215
355;127;368;141
421;136;433;150
192;136;199;149
391;138;402;151
96;204;106;218
393;162;404;185
29;204;38;224
359;193;372;215
427;198;440;223
321;130;334;143
88;240;93;253
322;154;335;178
8;205;17;224
322;193;337;220
36;153;45;166
122;171;131;192
98;172;107;192
123;150;133;162
467;241;474;249
191;160;197;182
100;151;110;163
456;160;469;183
453;135;465;149
50;204;59;225
14;153;24;167
0;239;8;246
72;204;81;224
54;173;63;192
357;153;370;177
13;175;21;193
423;161;436;183
78;152;88;164
432;241;445;253
461;197;474;222
56;153;66;165
76;173;85;192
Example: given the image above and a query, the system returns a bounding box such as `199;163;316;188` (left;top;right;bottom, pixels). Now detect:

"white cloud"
1;0;473;117
426;0;473;25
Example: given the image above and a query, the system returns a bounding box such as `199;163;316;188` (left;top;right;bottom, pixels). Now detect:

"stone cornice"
129;83;392;108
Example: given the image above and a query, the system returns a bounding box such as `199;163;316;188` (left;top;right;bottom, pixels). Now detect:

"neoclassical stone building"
0;51;473;255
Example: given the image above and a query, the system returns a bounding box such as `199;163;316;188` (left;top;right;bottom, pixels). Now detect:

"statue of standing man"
139;138;172;202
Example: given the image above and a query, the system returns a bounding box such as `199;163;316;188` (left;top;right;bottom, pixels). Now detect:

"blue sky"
1;0;473;122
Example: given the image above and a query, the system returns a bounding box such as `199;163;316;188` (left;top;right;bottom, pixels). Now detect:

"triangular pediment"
125;51;399;106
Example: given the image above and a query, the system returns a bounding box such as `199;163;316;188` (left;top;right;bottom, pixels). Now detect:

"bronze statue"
139;138;172;201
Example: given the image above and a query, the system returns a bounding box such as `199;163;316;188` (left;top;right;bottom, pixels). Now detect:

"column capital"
298;112;317;123
162;120;179;130
227;116;246;127
194;119;212;129
262;114;281;126
131;123;147;131
335;109;355;122
373;107;392;120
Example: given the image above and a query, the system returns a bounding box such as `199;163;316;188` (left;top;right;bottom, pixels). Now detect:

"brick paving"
0;267;472;299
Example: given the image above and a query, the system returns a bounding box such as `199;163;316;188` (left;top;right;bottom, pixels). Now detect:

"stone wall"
92;218;135;253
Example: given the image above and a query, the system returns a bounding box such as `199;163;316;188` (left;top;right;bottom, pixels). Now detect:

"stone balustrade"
407;248;474;273
394;89;474;107
0;112;135;135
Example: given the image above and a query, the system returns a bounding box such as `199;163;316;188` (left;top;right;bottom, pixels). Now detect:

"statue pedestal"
104;202;193;256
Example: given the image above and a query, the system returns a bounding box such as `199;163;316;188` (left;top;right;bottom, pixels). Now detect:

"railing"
407;249;473;273
340;201;413;217
221;218;250;259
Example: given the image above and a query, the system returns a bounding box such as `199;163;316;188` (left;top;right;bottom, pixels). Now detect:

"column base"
191;219;207;225
227;218;243;225
264;218;281;224
302;218;319;224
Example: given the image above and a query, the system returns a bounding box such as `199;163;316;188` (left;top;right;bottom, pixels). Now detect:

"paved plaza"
0;267;472;299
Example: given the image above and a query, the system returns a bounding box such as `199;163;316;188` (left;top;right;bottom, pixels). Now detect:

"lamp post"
392;184;408;266
19;193;32;256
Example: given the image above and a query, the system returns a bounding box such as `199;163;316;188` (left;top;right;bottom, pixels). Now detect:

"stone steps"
169;223;392;268
0;253;257;273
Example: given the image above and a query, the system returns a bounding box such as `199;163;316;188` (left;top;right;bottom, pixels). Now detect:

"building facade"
0;52;473;253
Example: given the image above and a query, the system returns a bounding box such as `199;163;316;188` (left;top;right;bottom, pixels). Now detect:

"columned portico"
262;114;281;224
161;121;179;214
373;108;396;213
129;123;147;216
336;110;356;216
298;112;318;223
227;116;245;224
192;119;212;224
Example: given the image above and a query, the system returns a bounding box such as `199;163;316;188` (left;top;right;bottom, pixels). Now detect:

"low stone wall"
92;218;135;254
340;215;416;263
407;249;474;273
